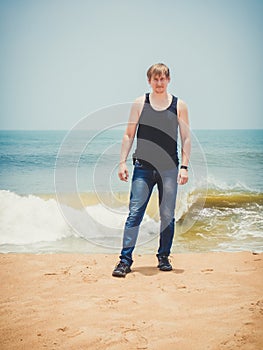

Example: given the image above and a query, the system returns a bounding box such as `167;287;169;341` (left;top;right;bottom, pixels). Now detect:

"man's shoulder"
134;95;145;104
177;98;188;111
131;95;145;112
129;95;145;118
177;99;189;120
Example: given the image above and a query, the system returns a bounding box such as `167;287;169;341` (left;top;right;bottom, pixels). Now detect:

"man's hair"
147;63;170;80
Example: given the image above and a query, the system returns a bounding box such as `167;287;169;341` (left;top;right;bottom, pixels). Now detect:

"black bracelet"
180;165;188;170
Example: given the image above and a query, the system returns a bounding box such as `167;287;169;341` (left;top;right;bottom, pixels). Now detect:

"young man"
112;63;191;277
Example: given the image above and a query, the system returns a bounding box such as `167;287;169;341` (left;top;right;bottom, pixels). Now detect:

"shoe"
157;255;172;271
112;261;131;277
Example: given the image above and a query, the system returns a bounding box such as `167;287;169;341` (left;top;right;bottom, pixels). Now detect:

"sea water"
0;129;262;254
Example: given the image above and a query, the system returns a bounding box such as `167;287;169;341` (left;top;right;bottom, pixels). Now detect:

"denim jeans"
120;161;178;266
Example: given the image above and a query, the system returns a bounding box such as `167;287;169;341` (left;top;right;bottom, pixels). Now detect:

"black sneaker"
157;255;172;271
112;261;131;277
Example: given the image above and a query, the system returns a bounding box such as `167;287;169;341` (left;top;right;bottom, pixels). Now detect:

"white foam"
206;175;255;192
0;190;159;247
175;188;202;221
84;203;159;243
85;204;128;229
0;190;72;244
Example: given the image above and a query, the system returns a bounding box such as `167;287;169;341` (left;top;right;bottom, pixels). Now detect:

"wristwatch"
180;165;188;170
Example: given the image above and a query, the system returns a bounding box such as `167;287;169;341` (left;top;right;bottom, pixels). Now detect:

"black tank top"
133;93;179;171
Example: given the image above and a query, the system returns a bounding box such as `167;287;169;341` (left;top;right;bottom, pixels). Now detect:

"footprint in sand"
96;297;122;309
122;327;148;349
201;268;214;273
56;326;84;338
44;266;72;277
249;299;263;315
81;274;98;283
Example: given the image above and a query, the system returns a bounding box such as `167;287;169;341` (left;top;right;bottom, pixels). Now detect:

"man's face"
149;74;170;94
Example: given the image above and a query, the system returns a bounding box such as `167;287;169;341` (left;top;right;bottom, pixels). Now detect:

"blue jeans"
120;161;178;266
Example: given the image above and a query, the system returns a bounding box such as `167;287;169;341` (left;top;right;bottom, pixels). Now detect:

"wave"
0;190;72;245
201;190;263;208
0;190;158;247
0;187;262;252
206;175;262;193
188;175;263;208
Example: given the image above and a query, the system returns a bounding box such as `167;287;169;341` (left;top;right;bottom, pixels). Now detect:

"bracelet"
180;165;188;170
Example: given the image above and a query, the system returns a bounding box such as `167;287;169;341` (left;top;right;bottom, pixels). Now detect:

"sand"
0;252;262;350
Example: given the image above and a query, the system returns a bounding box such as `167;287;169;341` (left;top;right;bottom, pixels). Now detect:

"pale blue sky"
1;0;263;130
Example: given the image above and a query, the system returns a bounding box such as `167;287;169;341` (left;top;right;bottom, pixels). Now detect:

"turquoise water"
0;129;262;253
0;129;262;193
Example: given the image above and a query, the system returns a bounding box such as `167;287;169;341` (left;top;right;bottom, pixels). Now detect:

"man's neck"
150;91;169;100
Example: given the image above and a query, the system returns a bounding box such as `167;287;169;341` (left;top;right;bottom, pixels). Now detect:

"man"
112;63;191;277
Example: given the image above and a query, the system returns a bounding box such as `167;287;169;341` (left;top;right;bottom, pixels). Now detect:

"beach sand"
0;252;262;350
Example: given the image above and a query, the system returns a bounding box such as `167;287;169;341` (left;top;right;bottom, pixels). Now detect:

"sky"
0;0;263;130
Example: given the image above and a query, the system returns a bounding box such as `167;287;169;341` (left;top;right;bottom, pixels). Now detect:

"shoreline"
1;190;262;254
1;251;262;349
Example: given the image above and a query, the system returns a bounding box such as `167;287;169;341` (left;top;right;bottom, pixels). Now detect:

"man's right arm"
118;96;144;182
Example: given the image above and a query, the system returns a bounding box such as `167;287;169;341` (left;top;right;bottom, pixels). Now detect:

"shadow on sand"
133;266;184;276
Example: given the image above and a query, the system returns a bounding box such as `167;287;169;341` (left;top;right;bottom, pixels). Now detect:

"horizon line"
0;128;262;132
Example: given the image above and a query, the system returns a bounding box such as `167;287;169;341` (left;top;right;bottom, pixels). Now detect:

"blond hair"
147;63;170;80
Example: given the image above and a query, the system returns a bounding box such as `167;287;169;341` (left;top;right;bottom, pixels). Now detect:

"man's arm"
118;96;144;182
177;99;191;185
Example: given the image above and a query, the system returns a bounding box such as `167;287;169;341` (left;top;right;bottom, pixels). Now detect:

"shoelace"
117;262;127;270
159;256;170;265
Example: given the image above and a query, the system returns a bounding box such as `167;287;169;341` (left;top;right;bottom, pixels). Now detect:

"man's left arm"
177;99;191;185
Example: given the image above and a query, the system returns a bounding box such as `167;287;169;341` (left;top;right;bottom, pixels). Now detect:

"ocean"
0;129;262;254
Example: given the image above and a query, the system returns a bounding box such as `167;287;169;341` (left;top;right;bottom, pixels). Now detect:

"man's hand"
177;168;188;185
118;162;129;182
